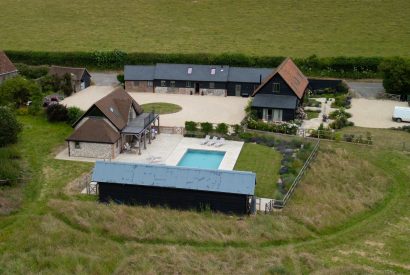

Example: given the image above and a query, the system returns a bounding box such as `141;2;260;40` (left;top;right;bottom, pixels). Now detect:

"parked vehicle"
392;106;410;122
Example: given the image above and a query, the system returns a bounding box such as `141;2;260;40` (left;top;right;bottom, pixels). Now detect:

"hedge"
6;50;409;79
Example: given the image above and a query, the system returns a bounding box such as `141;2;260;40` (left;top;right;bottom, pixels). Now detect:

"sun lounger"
200;135;211;145
215;138;225;147
208;136;218;146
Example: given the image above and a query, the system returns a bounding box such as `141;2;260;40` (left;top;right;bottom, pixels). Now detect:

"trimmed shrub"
67;106;84;125
0;107;22;147
215;123;228;135
379;57;410;99
200;122;213;134
185;121;197;132
46;104;68;122
117;74;125;84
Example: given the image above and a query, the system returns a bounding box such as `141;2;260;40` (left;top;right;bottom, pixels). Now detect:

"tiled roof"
73;87;143;130
0;51;17;75
49;65;90;81
66;117;120;143
252;94;298;109
252;58;308;99
155;63;230;82
124;65;155;81
93;87;143;130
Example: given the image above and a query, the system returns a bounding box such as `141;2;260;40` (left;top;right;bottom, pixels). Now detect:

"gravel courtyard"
349;98;410;128
61;86;249;127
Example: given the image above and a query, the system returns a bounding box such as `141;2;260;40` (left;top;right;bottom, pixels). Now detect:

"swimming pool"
177;149;225;169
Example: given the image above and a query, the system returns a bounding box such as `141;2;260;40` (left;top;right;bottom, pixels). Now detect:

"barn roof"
66;117;120;143
252;94;298;109
155;63;230;82
74;87;143;130
92;161;256;195
228;67;273;83
124;65;155;81
49;65;90;81
0;51;17;75
252;58;308;99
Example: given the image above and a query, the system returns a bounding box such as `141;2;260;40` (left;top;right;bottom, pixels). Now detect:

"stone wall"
0;71;18;85
68;141;115;159
125;80;154;93
200;88;226;96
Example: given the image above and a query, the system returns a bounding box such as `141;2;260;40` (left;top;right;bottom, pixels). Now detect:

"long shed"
92;161;256;214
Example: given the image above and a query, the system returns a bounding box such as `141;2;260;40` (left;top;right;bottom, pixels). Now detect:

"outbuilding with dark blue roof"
93;161;256;214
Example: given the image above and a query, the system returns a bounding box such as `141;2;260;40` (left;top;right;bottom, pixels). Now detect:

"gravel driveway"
349;98;410;128
346;81;384;99
90;72;119;86
61;86;248;127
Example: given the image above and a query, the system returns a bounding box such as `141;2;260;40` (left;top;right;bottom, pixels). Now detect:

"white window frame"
273;82;280;93
161;80;166;87
211;68;216;75
235;84;241;94
147;81;153;87
187;67;193;74
170;81;176;87
75;141;81;149
209;82;215;89
186;81;191;88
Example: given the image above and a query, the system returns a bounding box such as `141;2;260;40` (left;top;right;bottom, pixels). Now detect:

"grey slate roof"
124;65;155;81
155;63;230;82
124;64;276;84
228;67;273;83
252;94;297;109
92;161;256;195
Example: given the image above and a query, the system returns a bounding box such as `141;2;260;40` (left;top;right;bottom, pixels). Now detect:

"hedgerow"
6;50;406;79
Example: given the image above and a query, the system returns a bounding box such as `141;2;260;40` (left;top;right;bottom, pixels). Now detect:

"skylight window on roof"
110;107;114;112
211;68;216;75
187;67;192;74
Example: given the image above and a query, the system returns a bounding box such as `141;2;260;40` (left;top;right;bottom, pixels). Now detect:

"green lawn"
234;143;281;198
0;115;410;273
0;0;409;57
306;110;321;119
140;102;182;115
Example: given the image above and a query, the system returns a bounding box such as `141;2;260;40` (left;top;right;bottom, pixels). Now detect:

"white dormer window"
187;67;192;74
211;68;216;75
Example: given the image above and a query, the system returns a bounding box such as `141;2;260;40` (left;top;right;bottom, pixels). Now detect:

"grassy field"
0;0;409;57
141;102;182;115
0;115;409;273
306;110;321;120
234;143;281;198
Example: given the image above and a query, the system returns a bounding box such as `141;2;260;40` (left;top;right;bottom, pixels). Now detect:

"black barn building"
92;161;256;214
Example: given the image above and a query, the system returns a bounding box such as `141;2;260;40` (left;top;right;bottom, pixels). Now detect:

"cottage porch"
121;112;160;155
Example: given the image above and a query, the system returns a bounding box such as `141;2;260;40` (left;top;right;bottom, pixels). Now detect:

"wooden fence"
273;139;321;209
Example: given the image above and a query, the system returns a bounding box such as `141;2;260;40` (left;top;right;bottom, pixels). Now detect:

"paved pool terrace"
56;134;244;170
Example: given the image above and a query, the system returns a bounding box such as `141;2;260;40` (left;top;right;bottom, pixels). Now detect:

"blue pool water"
177;149;225;169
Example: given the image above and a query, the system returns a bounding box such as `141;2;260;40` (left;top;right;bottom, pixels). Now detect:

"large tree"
0;76;41;107
379;58;410;100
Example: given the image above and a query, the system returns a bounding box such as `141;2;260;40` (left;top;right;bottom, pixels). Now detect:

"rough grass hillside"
0;0;409;57
0;115;409;273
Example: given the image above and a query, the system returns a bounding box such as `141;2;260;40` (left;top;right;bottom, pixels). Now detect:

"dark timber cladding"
93;161;256;214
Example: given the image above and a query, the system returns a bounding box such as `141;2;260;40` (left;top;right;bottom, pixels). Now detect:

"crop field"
0;0;409;57
0;116;409;273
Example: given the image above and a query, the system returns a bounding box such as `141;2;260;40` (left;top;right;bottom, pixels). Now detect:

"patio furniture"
208;136;218;146
200;135;211;145
215;138;225;147
124;143;131;151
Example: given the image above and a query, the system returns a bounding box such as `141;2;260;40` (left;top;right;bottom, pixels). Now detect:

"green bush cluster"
7;50;402;78
15;63;49;79
67;107;84;125
246;119;299;135
328;108;354;129
0;107;22;147
331;94;351;109
184;121;230;136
